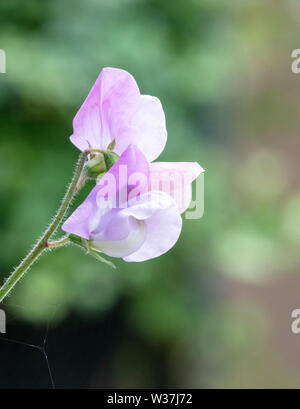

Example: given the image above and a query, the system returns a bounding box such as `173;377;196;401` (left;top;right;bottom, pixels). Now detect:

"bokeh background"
1;0;300;388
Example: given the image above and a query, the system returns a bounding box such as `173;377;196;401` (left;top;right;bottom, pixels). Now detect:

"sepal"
68;234;116;269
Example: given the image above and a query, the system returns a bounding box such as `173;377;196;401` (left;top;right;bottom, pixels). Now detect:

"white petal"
123;191;182;262
91;211;146;258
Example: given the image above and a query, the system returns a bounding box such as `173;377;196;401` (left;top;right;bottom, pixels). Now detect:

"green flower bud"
84;151;119;178
85;154;106;177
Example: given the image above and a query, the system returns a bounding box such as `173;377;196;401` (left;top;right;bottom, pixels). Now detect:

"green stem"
88;148;105;154
0;151;88;303
46;236;70;248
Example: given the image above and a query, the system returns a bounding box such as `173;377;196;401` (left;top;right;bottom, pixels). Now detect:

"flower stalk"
46;236;71;248
0;151;88;303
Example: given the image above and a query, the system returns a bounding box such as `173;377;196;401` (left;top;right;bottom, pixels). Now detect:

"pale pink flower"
63;145;203;262
64;68;204;262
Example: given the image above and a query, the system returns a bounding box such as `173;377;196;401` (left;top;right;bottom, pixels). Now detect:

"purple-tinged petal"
96;144;150;207
62;188;99;239
70;67;140;152
149;162;204;213
114;95;167;162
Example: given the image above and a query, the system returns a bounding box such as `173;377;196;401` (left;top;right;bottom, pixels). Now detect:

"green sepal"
88;251;116;269
68;234;116;269
107;139;116;151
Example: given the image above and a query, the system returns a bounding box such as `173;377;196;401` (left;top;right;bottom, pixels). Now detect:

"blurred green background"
1;0;300;388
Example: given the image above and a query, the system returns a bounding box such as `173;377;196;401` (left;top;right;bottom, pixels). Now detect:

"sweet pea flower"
0;68;204;304
63;67;204;263
62;145;203;262
70;67;167;162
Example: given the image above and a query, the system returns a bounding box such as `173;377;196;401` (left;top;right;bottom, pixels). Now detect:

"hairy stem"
0;151;88;303
46;236;70;248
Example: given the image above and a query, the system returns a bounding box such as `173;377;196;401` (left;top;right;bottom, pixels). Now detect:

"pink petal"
62;188;99;239
96;144;150;207
149;161;204;213
114;95;167;162
70;67;140;152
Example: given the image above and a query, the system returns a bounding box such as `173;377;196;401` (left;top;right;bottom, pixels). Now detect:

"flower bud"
84;151;119;178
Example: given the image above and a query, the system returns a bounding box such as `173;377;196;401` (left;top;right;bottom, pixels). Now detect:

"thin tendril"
0;325;55;388
46;236;70;248
0;299;61;388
